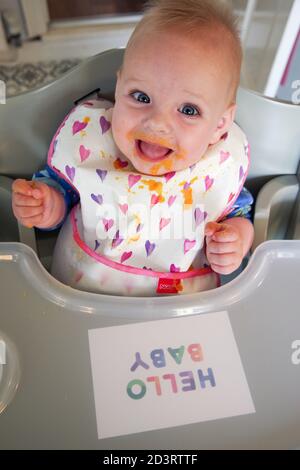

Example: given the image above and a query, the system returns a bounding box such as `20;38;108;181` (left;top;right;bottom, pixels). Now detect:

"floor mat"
0;59;81;97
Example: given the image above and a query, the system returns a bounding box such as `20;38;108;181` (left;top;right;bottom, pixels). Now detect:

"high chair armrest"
253;175;299;250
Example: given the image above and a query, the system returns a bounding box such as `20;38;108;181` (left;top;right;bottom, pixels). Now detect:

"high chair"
0;49;299;449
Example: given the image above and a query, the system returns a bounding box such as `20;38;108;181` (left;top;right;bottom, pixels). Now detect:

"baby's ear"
209;103;237;145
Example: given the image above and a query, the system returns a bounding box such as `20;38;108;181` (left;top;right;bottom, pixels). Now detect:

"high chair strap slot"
74;88;101;106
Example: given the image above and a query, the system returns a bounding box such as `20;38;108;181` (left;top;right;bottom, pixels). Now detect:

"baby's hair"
125;0;242;103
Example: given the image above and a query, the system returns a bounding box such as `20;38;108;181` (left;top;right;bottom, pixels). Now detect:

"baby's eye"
179;104;200;117
130;91;151;104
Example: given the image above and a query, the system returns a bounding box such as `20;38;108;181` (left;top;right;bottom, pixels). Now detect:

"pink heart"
159;218;171;231
205;175;214;191
170;264;180;273
114;157;128;169
79;145;91;162
72;120;88;135
221;132;228;141
164;171;176;183
121;251;132;263
220;151;230;164
102;218;114;232
194;208;207;227
184;239;196;254
118;203;128;215
128;174;141;189
100;116;111;134
168;195;177;207
151;194;160;207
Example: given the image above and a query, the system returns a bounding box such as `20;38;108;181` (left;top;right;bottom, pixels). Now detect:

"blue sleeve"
224;187;254;221
32;164;80;231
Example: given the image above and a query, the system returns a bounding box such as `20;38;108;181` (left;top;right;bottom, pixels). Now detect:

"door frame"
20;0;49;38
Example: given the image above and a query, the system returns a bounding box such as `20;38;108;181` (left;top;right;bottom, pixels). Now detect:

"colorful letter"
147;376;162;396
151;349;166;368
179;371;196;392
168;346;184;365
127;379;147;400
188;343;203;362
197;368;216;388
162;373;178;393
130;352;150;372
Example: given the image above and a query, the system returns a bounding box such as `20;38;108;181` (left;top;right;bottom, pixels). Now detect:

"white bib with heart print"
49;99;249;296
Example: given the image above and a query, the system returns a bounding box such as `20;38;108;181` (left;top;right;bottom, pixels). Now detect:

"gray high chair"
0;49;300;450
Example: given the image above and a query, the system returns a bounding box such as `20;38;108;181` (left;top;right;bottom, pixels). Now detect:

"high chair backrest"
236;88;300;196
0;48;299;194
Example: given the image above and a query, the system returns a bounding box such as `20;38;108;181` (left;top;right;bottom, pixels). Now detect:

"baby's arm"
205;217;254;275
205;187;254;275
12;165;79;230
12;179;66;229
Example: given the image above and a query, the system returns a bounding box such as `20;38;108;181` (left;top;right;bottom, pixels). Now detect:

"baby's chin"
128;155;177;176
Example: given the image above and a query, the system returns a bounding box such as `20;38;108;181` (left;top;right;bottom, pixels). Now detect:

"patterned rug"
0;59;81;97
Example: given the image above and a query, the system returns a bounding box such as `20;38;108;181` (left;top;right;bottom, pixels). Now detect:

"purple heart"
136;223;143;233
145;240;156;257
112;230;124;249
65;165;75;182
184;182;191;190
96;169;107;182
239;166;245;182
194;208;207;227
91;193;103;205
100;116;111;134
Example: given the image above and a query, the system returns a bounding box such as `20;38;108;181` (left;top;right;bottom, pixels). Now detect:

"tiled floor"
0;58;81;97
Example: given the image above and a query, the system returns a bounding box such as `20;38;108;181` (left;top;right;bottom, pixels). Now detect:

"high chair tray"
0;240;299;449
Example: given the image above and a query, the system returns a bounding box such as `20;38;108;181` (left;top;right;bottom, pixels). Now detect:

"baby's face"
112;28;236;175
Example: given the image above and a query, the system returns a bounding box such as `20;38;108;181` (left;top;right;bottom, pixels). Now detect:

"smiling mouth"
135;139;173;162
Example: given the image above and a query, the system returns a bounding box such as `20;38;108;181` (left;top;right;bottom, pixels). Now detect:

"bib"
49;99;249;296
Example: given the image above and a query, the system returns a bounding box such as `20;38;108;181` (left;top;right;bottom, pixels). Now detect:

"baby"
12;0;254;296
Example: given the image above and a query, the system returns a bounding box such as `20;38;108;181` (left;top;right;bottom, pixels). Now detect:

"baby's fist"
205;221;243;275
12;179;60;229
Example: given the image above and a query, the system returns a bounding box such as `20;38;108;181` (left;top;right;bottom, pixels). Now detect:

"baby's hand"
205;221;243;275
12;179;65;229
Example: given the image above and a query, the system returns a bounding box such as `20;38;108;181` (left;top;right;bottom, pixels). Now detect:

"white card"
88;311;255;439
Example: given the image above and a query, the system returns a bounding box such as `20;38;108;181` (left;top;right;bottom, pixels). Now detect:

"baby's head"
112;0;242;176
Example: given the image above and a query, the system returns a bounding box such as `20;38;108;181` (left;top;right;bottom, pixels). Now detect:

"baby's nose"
143;113;172;135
